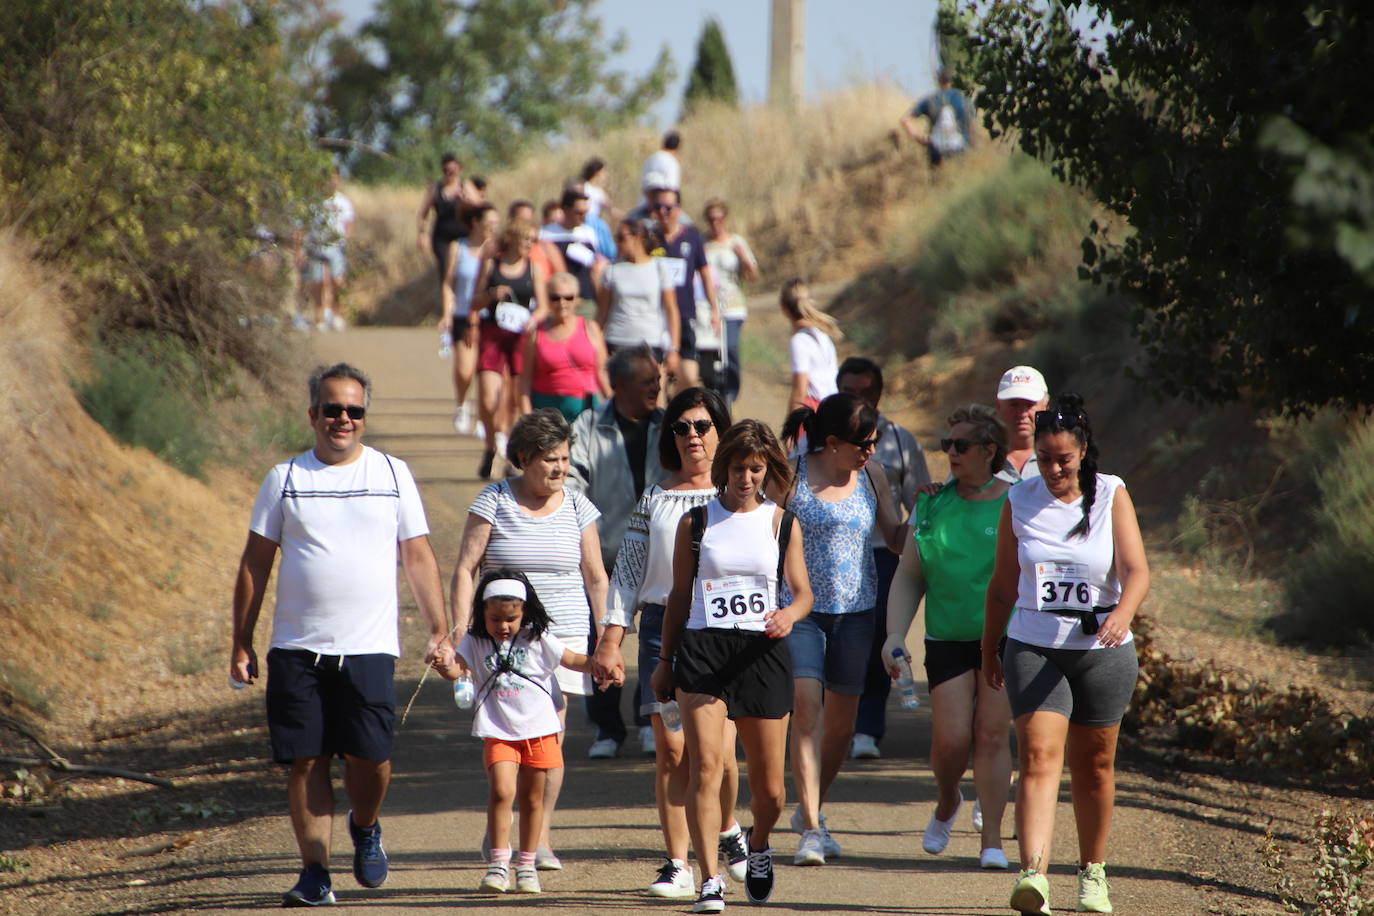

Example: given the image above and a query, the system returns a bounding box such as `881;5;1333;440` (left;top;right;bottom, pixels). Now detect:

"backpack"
930;92;966;156
688;504;795;594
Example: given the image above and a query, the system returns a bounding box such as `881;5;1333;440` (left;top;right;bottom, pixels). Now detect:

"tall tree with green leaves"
682;17;739;116
955;2;1374;415
319;0;674;182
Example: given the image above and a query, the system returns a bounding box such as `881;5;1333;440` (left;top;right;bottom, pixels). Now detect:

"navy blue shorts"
266;648;396;764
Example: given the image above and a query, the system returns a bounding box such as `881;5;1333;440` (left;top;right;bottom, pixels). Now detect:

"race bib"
661;256;688;287
701;574;771;631
494;302;531;333
564;241;595;267
1035;561;1093;613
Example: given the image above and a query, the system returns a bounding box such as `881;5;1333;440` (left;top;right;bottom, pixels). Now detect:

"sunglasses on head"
320;403;365;420
670;418;714;437
940;437;982;454
1034;409;1082;431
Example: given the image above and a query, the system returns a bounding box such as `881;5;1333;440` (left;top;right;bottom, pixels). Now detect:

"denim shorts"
785;609;875;695
637;603;668;718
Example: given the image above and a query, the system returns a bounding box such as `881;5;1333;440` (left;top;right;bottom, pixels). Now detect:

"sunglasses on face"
940;437;982;454
1034;409;1082;431
848;434;881;451
320;403;366;420
651;202;678;212
550;293;577;301
670;418;714;437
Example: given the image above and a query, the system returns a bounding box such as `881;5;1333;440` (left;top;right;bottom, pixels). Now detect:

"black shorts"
674;628;793;720
923;636;1006;691
677;317;699;364
266;648;396;764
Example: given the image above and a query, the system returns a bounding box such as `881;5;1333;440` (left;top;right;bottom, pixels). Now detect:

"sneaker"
588;737;619;759
453;403;474;435
850;733;881;759
477;449;495;480
515;864;541;894
347;811;388;888
818;819;841;858
474;420;486;442
648;859;695;898
639;725;657;757
535;845;562;870
282;864;335;907
719;825;748;882
478;863;509;894
494;431;509;459
922;792;963;854
1077;862;1113;913
692;875;726;913
744;832;775;904
794;829;825;866
788;807;828;834
981;848;1010;870
1009;868;1051;915
972;798;984;833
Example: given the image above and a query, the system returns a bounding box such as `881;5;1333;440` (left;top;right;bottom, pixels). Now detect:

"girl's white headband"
483;578;527;601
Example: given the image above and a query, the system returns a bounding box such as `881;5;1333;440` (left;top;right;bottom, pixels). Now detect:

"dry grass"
348;85;1014;325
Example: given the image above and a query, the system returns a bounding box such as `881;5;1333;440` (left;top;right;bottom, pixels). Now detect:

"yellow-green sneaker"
1077;862;1113;913
1010;868;1051;914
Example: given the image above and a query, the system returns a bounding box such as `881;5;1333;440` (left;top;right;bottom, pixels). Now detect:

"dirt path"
3;322;1282;915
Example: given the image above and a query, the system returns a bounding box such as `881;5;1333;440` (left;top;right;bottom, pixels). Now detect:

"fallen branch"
0;755;174;789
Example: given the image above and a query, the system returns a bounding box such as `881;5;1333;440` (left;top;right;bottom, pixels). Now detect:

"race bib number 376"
702;575;771;631
1035;561;1093;612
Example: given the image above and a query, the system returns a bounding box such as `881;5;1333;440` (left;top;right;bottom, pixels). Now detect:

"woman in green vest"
883;404;1012;870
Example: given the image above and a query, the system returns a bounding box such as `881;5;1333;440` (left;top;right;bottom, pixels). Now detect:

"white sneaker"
981;848;1010;870
514;864;540;893
692;875;726;913
648;858;694;898
922;792;963;854
474;420;487;442
453;403;474;435
639;725;656;757
819;819;841;858
794;829;826;866
850;733;881;759
494;431;509;459
972;798;984;833
588;737;619;759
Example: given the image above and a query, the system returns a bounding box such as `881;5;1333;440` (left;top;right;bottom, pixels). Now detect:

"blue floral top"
780;453;877;614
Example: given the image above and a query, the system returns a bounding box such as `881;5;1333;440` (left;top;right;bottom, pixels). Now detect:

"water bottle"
438;331;453;359
892;649;920;710
659;699;682;732
228;673;249;690
453;674;474;709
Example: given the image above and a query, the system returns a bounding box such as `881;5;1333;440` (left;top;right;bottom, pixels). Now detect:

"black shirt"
613;407;653;498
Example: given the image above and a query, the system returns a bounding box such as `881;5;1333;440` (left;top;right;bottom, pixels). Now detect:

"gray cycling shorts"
1002;638;1138;727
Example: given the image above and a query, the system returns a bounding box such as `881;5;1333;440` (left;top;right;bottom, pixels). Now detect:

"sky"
334;0;942;126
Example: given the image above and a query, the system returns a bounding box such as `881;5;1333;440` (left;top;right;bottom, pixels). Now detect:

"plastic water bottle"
438;332;453;358
892;649;920;709
228;673;249;690
453;674;474;709
659;700;682;732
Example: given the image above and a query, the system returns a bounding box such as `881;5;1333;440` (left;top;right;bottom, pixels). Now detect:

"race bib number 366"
1035;561;1093;612
702;575;771;631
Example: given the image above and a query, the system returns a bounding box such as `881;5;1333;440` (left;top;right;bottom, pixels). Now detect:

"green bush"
1264;808;1374;916
1279;420;1374;644
77;335;212;479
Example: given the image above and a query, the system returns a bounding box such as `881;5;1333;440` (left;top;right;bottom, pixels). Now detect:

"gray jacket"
569;402;667;571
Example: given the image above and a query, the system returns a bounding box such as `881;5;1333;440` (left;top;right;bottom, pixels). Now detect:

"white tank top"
1007;473;1127;651
687;498;781;632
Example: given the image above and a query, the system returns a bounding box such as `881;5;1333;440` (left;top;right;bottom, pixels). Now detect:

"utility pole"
768;0;804;109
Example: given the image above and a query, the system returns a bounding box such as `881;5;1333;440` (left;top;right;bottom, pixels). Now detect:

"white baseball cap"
997;365;1048;401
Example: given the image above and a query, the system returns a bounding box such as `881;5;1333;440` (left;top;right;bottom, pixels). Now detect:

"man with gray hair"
230;362;452;906
994;364;1049;483
569;343;666;757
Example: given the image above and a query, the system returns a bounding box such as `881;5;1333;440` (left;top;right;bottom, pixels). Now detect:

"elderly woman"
884;404;1013;870
520;271;612;422
450;408;609;871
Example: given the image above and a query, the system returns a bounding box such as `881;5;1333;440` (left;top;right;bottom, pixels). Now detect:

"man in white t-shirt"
298;168;355;331
641;130;682;194
995;365;1049;484
230;363;452;907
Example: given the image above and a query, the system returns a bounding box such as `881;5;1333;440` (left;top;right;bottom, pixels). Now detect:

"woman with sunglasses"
593;388;751;899
983;394;1149;915
472;218;549;479
883;405;1013;870
597;219;681;380
778;393;906;867
519;272;611;423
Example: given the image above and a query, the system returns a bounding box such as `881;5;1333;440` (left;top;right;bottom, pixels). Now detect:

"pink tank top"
533;316;599;397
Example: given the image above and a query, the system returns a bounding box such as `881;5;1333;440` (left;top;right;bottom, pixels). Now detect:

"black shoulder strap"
689;504;708;580
281;456;297;499
775;509;795;588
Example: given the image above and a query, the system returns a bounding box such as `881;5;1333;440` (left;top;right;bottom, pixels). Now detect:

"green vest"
912;483;1006;641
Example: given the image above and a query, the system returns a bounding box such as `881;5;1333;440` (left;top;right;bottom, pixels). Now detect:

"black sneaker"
282;863;335;907
744;831;775;905
692;874;726;913
478;449;495;480
720;826;748;882
348;811;389;888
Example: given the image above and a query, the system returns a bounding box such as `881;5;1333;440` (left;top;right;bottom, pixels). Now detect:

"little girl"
442;568;600;895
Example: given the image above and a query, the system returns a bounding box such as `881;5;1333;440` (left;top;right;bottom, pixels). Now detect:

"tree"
682;17;739;116
319;0;674;182
957;3;1374;414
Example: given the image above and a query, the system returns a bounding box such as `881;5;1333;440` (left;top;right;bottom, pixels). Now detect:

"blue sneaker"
282;863;335;907
348;811;389;888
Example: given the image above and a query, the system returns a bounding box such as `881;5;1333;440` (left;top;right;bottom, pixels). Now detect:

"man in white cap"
995;365;1049;483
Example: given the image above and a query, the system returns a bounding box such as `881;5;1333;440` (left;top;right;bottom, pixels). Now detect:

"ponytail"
781;405;815;451
1034;393;1097;539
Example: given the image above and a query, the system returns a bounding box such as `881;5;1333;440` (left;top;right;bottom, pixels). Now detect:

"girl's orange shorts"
483;733;563;770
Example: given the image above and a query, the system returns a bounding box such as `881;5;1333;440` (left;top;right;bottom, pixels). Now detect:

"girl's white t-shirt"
458;630;567;741
788;327;838;402
1007;473;1128;650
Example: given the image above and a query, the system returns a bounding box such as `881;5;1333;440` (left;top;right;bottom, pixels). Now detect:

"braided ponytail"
1059;394;1097;539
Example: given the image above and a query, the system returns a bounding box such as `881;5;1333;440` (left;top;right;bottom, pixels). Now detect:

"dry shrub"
1264;807;1374;915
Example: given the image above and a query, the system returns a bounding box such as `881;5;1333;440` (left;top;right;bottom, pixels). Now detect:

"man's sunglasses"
940;437;982;454
670;418;714;437
320;403;366;420
651;202;678;212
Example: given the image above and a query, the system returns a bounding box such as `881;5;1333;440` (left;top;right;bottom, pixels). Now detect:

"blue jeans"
724;318;744;403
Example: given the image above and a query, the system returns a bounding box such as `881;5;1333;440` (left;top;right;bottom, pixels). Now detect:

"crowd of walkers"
232;130;1150;916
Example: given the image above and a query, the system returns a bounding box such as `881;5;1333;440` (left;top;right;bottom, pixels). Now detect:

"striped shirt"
468;481;600;637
